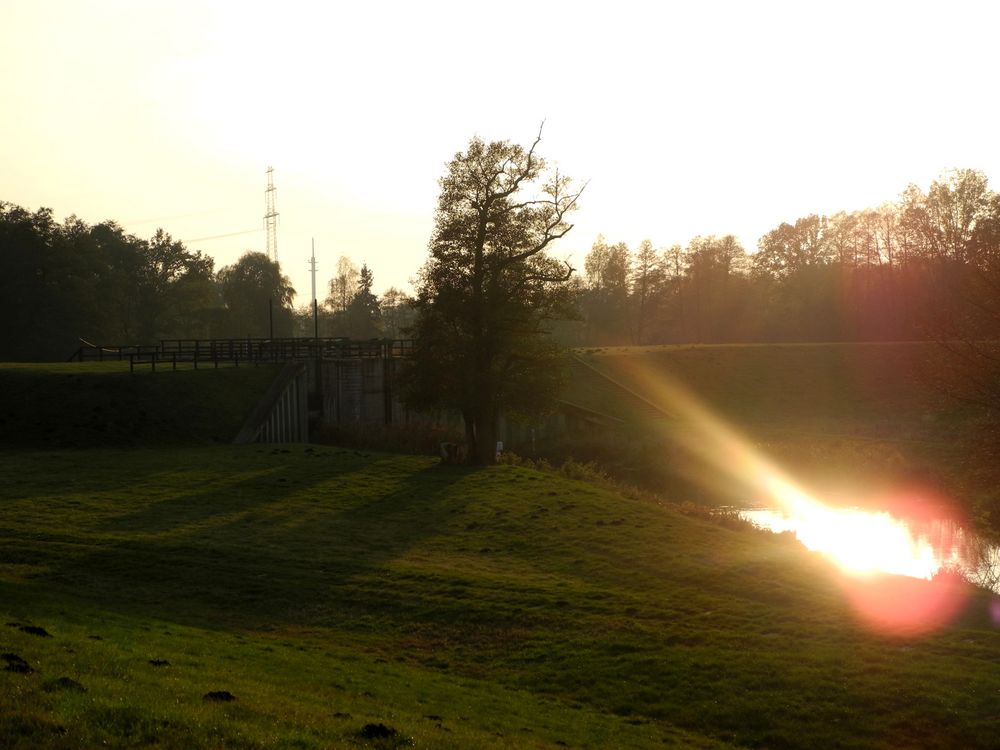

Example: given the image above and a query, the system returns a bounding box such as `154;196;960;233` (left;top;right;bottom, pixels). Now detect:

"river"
741;505;1000;594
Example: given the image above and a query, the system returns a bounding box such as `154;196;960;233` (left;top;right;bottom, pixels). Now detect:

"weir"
70;337;661;446
72;337;417;443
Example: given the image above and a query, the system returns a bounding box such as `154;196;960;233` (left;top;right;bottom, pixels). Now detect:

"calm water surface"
741;505;1000;593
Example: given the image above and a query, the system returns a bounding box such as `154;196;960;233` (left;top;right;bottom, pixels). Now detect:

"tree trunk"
463;411;477;465
474;411;498;466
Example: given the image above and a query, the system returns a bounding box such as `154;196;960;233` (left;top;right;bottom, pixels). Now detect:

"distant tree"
658;243;687;341
753;214;830;279
402;128;583;465
0;204;80;359
292;302;336;338
132;229;217;341
217;252;295;338
325;256;360;313
339;263;382;338
380;286;414;339
684;235;750;342
166;255;220;340
901;169;992;263
630;239;663;345
581;235;631;343
899;170;1000;411
584;235;631;290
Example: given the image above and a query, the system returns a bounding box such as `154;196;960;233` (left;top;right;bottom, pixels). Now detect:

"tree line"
0;203;412;361
568;168;1000;346
398;151;1000;466
296;256;412;341
4;168;998;364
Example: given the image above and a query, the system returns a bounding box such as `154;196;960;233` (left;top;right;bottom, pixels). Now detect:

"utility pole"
309;237;323;414
309;238;319;340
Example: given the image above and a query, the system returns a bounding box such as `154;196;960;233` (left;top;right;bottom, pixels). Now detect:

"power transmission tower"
264;166;279;262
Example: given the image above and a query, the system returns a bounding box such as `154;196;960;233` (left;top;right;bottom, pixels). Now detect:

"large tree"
217;252;295;338
403;127;584;465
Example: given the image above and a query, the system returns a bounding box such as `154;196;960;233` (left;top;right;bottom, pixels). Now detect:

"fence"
69;337;414;372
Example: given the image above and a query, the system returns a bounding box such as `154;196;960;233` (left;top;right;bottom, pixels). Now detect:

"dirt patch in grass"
2;652;32;674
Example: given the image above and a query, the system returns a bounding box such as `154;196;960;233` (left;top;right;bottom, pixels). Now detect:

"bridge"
68;337;666;446
70;337;412;372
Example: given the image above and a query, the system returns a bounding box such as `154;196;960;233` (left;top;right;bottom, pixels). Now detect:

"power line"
123;208;227;225
183;228;263;243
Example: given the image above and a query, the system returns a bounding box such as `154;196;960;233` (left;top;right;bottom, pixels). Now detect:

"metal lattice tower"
264;166;279;262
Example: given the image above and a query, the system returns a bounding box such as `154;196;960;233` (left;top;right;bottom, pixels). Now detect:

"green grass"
3;446;1000;748
0;362;281;448
558;343;999;519
571;342;975;434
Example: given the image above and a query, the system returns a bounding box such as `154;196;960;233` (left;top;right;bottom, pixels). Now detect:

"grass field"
3;446;1000;749
2;345;998;748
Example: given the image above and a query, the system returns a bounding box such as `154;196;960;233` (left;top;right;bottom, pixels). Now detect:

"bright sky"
3;0;998;305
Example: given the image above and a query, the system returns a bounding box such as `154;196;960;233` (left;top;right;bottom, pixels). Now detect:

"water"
741;505;1000;594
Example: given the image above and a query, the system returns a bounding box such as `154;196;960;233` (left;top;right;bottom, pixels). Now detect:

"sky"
3;0;999;305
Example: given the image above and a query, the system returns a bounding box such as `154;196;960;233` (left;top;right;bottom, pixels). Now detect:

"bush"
311;421;462;455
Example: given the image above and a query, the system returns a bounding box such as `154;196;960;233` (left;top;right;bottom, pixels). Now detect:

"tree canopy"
217;252;296;338
0;203;306;359
402;128;584;465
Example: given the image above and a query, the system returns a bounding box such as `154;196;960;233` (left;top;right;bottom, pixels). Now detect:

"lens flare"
840;573;969;637
590;354;973;636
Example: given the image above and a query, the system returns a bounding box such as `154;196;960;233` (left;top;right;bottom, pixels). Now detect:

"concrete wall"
256;366;309;442
234;362;309;444
312;357;410;427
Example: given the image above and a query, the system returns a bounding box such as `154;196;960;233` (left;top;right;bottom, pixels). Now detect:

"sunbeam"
605;355;972;635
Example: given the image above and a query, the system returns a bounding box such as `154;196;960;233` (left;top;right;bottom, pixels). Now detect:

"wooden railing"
69;337;413;371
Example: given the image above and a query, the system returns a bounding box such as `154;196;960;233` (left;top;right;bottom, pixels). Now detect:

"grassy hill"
568;342;976;434
2;446;999;749
0;363;281;448
554;343;997;517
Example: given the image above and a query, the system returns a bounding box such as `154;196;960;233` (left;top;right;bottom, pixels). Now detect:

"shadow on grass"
2;459;477;631
95;456;371;534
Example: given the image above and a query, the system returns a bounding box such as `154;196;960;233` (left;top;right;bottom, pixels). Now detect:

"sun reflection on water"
741;505;968;581
740;501;996;634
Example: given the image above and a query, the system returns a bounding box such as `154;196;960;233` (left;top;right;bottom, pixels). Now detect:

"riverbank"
2;445;999;749
547;343;1000;533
